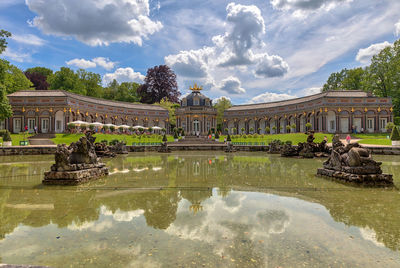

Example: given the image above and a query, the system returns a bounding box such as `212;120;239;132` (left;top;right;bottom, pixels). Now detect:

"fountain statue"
317;134;393;186
281;131;331;158
43;132;109;185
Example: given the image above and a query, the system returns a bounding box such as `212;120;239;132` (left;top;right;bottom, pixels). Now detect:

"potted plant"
162;134;168;143
173;130;179;141
390;126;400;146
291;124;296;133
227;134;231;144
89;124;95;131
249;127;254;134
119;126;124;133
272;126;277;133
215;131;220;142
103;125;109;133
305;122;312;132
138;127;144;134
148;127;153;134
129;126;134;133
286;125;291;133
241;127;245;134
3;130;12;146
181;129;185;139
265;127;270;134
110;125;116;133
161;128;166;134
232;128;237;134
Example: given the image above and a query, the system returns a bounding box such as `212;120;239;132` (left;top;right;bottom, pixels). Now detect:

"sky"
1;0;400;105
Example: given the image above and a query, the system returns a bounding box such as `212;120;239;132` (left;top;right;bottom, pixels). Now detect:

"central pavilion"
175;84;217;136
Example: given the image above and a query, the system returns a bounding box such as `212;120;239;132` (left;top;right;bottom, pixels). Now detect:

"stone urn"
392;140;400;146
3;141;12;146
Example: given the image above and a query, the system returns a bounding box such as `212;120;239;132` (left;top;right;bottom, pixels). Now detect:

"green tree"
25;67;53;77
342;67;364;90
213;97;232;126
0;84;12;120
115;82;140;102
322;69;347;91
0;30;11;55
157;98;179;127
0;59;33;94
103;79;119;100
77;69;102;97
49;67;85;94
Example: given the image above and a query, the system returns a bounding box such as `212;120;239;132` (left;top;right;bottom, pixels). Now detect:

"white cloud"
300;87;322;96
103;67;145;84
165;2;288;95
66;57;117;70
26;0;163;46
2;48;31;62
66;58;97;69
214;96;232;103
395;20;400;36
356;41;392;64
254;53;289;78
92;57;117;70
220;76;246;94
249;92;296;104
11;33;46;46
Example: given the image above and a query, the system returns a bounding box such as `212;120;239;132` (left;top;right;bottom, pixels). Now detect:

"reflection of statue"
318;136;393;186
43;132;109;185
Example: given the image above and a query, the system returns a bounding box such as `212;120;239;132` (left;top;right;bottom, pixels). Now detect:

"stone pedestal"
317;168;393;186
43;165;109;185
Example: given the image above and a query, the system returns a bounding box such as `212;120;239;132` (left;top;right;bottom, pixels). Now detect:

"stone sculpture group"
43;132;109;185
317;134;393;186
280;131;331;158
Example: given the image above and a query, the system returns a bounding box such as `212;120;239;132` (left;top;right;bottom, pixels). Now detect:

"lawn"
357;139;391;146
353;133;389;139
352;132;391;146
222;133;334;145
52;133;175;145
10;133;34;146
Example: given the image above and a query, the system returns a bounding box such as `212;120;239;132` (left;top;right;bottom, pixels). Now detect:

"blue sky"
1;0;400;105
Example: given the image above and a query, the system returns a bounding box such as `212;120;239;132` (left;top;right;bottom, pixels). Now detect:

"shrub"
181;129;185;136
243;135;247;139
258;128;261;133
161;128;166;133
101;140;108;145
80;125;87;131
173;131;179;139
208;129;211;135
386;122;395;131
249;127;254;133
148;127;153;133
224;128;229;133
390;126;400;141
138;127;144;133
265;127;270;134
215;131;220;139
103;125;109;131
3;130;11;142
89;124;95;130
110;139;119;145
211;128;215;134
305;122;312;130
110;126;115;132
227;134;231;141
232;128;237;134
129;127;134;132
0;129;6;138
395;117;400;126
286;125;291;132
241;127;245;134
291;124;296;130
162;134;168;142
67;123;76;130
285;140;292;145
119;126;124;132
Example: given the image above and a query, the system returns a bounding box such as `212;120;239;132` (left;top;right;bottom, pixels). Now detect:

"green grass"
10;133;33;146
357;139;391;146
353;133;389;139
52;133;175;145
222;133;334;145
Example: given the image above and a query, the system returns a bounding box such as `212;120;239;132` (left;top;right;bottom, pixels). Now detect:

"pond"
0;152;400;267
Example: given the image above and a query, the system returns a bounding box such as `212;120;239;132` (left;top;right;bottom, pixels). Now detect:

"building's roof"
8;90;167;111
182;91;211;107
227;91;373;111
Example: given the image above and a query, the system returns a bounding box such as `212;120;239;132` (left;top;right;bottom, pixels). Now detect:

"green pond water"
1;152;400;267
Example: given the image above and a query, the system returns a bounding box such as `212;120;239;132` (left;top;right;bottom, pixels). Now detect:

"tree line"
323;39;400;116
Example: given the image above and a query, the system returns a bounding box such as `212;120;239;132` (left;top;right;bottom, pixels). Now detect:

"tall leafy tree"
77;69;102;97
0;59;33;94
25;67;53;77
213;97;232;126
322;69;348;91
341;67;365;91
49;67;85;95
138;65;180;104
157;98;180;127
24;71;49;90
115;82;140;102
0;30;11;55
0;84;12;120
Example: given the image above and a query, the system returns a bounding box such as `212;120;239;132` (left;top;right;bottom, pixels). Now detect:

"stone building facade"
175;84;217;136
2;90;169;134
223;91;393;134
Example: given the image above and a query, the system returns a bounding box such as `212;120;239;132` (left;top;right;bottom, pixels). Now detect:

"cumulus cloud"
66;57;117;70
300;87;322;96
26;0;163;46
213;96;232;103
220;76;246;94
66;58;97;69
165;3;288;95
254;54;289;78
103;67;145;84
395;20;400;36
356;41;392;64
11;33;46;46
249;92;296;104
2;48;31;62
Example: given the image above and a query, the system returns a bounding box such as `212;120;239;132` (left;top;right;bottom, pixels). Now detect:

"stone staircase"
28;133;56;145
170;135;224;145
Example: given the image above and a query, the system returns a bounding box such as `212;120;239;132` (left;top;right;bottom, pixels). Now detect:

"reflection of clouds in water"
152;167;162;171
109;168;130;175
166;192;290;258
359;227;385;248
67;219;113;232
101;206;144;222
133;167;149;172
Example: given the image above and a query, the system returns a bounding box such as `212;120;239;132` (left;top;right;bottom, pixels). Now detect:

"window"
56;120;62;131
194;98;199;106
367;119;373;129
330;120;335;130
380;119;387;129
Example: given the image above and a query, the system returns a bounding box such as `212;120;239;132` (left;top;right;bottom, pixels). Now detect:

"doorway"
41;118;49;133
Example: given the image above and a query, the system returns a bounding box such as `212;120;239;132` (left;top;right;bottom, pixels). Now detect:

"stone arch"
228;120;235;134
340;110;350;133
248;119;256;133
298;114;306;133
55;110;64;133
238;119;246;134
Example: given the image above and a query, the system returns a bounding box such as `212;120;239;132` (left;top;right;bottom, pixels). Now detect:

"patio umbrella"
70;120;88;125
152;126;162;130
90;122;104;127
103;123;116;128
132;125;144;129
119;125;131;129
